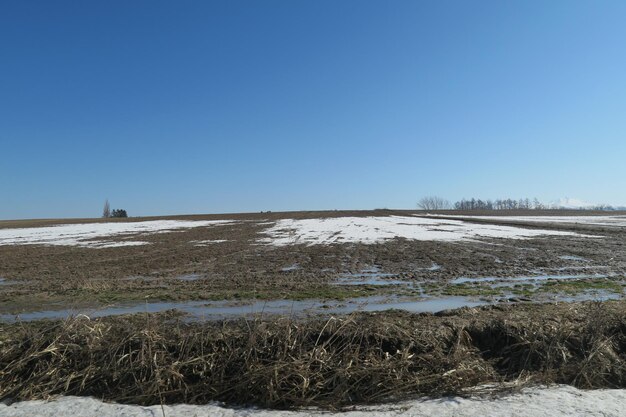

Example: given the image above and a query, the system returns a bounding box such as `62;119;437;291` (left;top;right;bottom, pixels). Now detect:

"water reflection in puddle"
176;273;203;281
0;295;487;322
552;265;609;271
334;263;440;287
281;264;301;272
335;266;402;286
451;273;611;285
556;291;622;302
559;255;590;262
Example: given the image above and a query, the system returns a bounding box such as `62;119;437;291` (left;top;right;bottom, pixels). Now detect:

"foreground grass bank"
1;301;625;410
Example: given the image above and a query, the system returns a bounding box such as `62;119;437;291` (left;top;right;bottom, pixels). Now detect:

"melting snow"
429;214;626;227
1;386;623;416
260;216;587;246
192;239;229;246
0;220;235;248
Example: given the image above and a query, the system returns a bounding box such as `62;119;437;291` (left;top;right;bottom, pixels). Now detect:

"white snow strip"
427;214;626;227
0;220;236;248
260;216;586;246
84;241;150;249
1;386;623;417
192;239;229;246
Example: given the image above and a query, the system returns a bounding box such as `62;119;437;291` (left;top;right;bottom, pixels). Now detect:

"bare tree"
417;196;451;210
102;199;111;218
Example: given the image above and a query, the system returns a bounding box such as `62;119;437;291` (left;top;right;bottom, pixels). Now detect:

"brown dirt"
1;210;625;314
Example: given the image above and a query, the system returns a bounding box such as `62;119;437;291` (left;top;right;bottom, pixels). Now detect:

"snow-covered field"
260;216;587;246
0;220;235;248
429;214;626;227
2;386;623;417
0;215;599;249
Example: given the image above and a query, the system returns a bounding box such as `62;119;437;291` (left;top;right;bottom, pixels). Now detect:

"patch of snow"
0;220;236;248
429;214;626;228
559;255;589;262
1;386;624;416
87;241;150;248
281;263;301;272
418;263;442;271
260;216;587;246
192;239;229;246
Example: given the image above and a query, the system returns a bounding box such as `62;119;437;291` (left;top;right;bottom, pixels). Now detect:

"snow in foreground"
1;386;623;417
261;216;586;246
0;220;235;248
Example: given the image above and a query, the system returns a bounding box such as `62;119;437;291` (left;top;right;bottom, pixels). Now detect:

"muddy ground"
1;210;625;314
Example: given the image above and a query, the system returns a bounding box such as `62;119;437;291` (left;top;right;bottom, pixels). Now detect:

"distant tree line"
454;198;540;210
102;200;128;218
418;196;624;211
111;209;128;218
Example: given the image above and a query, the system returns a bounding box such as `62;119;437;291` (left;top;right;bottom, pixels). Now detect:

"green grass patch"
538;279;624;295
441;283;503;297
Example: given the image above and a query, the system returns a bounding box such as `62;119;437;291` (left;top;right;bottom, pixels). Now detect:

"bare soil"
1;210;625;314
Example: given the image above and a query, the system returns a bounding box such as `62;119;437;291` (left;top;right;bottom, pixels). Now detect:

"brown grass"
0;301;625;410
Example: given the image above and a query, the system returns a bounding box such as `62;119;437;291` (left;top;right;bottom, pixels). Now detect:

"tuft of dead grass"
0;301;624;410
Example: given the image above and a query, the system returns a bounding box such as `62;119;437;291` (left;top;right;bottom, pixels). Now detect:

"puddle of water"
417;263;441;271
0;301;212;322
552;265;609;271
451;273;611;285
559;255;589;262
335;266;404;286
353;296;486;313
556;290;622;302
177;273;203;281
335;276;407;286
336;263;442;286
496;287;623;304
281;264;301;272
0;278;14;286
122;275;159;281
357;266;376;273
0;295;487;322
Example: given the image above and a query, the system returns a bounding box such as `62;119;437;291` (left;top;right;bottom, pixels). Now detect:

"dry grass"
0;301;625;410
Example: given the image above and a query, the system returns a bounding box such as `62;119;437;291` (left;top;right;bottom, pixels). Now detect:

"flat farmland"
1;209;625;319
1;210;626;411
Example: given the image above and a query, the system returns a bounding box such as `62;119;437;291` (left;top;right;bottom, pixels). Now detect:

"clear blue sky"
2;1;625;219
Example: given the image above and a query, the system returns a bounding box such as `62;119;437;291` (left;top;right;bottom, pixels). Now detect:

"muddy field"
1;210;625;318
1;210;626;410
